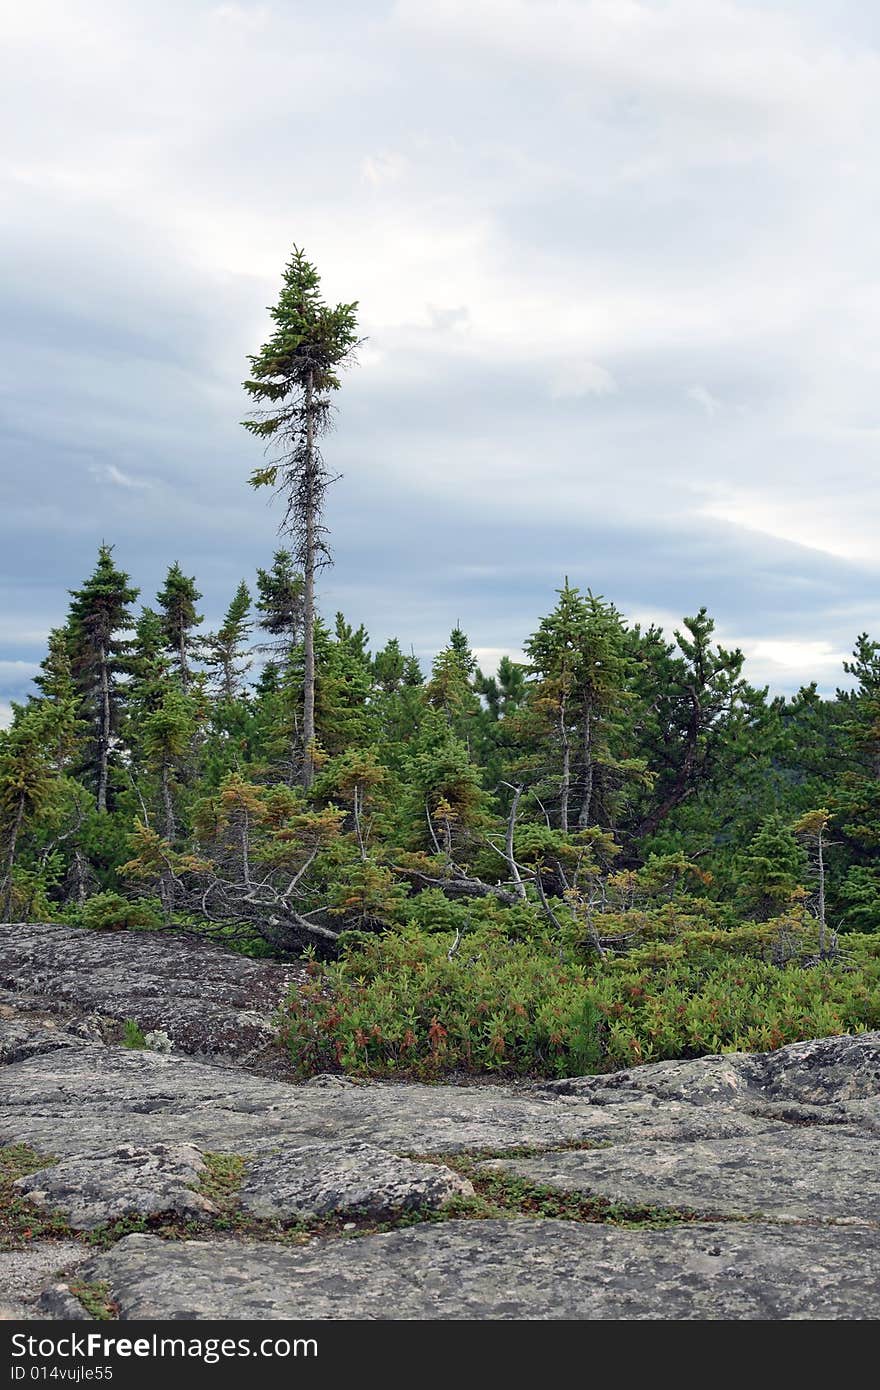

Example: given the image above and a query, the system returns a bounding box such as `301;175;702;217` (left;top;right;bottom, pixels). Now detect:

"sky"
2;0;879;725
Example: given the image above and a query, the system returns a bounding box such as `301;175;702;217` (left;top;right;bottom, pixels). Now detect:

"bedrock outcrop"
2;924;879;1321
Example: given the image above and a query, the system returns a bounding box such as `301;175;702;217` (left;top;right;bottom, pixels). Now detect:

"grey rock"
15;1143;215;1230
35;1285;94;1320
81;1221;880;1320
239;1141;473;1220
0;1019;91;1065
484;1127;880;1223
0;1241;89;1320
541;1053;759;1105
540;1032;880;1113
756;1032;880;1104
0;1045;785;1161
0;922;305;1072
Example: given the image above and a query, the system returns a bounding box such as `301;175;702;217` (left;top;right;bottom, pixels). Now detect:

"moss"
68;1278;119;1320
0;1144;74;1250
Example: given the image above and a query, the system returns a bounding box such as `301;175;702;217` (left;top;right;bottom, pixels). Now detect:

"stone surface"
483;1127;880;1224
0;1242;89;1321
81;1221;880;1320
15;1143;215;1230
4;923;880;1321
540;1031;880;1111
239;1141;473;1220
0;1042;786;1161
0;922;305;1072
0;1018;91;1066
35;1285;94;1320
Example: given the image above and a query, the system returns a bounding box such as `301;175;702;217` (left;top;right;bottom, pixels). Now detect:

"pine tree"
0;702;70;918
156;562;203;691
204;581;252;702
739;813;805;919
524;583;635;831
255;551;303;652
631;608;759;840
66;545;139;812
243;247;359;788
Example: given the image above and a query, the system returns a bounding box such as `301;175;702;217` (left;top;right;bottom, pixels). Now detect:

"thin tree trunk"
577;706;594;829
179;630;189;693
503;784;527;899
559;695;570;834
302;370;316;789
160;760;175;841
0;793;25;918
97;641;111;813
817;831;826;953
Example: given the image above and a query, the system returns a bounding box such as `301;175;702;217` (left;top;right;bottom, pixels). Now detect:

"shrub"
75;892;163;933
279;919;880;1079
122;1020;146;1049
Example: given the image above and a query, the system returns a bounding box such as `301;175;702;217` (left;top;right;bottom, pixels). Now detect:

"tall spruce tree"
66;545;139;812
156;563;203;691
204;581;252;702
243;247;358;788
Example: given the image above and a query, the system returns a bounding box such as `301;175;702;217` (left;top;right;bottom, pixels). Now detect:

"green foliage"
8;535;880;1070
76;891;163;933
280;918;880;1079
122;1019;147;1049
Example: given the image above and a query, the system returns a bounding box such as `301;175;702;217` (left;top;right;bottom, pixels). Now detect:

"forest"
2;249;879;1078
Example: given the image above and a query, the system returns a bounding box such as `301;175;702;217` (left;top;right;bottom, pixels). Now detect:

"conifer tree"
739;813;805;919
255;551;303;652
204;581;252;702
156;563;203;691
243;247;358;788
0;702;70;918
66;545;139;812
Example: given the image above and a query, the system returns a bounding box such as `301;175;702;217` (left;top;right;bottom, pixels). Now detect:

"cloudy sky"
2;0;879;723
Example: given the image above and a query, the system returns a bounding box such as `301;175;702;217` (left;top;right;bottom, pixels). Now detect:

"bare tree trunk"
502;784;527;899
97;641;111;813
301;370;316;789
0;793;25;919
817;830;826;953
559;696;570;834
70;848;88;906
577;706;594;829
160;760;175;841
179;630;189;693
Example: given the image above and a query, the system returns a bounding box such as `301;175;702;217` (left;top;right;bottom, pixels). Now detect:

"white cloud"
687;384;721;418
89;463;153;490
1;0;879;700
0;702;13;729
550;361;617;399
213;3;270;31
361;152;408;187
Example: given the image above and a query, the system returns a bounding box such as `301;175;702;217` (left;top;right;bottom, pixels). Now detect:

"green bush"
74;892;163;933
279;919;880;1079
121;1019;146;1049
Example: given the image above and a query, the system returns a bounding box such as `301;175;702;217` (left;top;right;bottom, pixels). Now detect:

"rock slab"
240;1141;473;1220
82;1221;880;1320
483;1127;880;1224
15;1143;215;1231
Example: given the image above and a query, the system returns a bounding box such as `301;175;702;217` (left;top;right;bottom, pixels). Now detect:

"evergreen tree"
0;702;71;918
631;608;760;840
204;581;252;702
66;545;139;812
524;583;637;831
255;551;303;652
156;562;203;691
243;247;359;789
738;813;805;919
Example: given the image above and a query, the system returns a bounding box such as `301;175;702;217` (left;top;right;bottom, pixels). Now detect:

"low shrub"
74;892;163;933
279;919;880;1079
